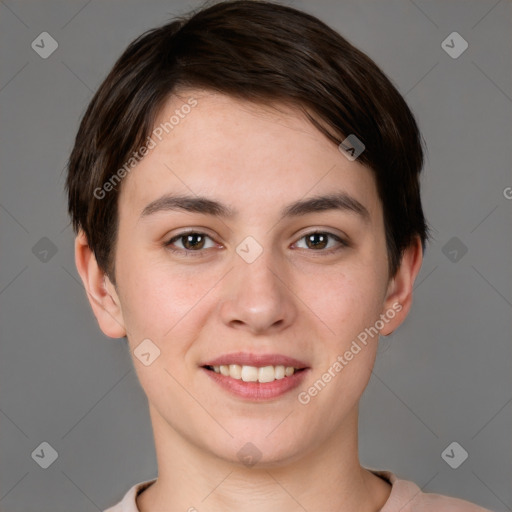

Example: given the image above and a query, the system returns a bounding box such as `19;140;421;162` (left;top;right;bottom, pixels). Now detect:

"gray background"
0;0;511;510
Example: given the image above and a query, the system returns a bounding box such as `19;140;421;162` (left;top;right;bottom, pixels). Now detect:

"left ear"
379;236;423;335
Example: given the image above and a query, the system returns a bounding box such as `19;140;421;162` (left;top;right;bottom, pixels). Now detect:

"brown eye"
180;233;207;250
294;231;347;252
305;233;329;250
165;231;216;256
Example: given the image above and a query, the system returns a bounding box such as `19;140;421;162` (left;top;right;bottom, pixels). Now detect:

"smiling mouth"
202;364;306;383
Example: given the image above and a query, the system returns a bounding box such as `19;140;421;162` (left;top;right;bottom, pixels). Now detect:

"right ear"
74;230;127;339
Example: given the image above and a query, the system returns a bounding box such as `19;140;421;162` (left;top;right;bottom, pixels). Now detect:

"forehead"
118;90;382;223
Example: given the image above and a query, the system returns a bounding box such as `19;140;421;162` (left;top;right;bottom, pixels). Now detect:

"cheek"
115;260;205;394
311;262;388;398
116;250;217;344
299;273;385;419
305;264;387;344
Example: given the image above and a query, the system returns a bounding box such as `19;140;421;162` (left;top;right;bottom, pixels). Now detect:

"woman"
66;1;493;510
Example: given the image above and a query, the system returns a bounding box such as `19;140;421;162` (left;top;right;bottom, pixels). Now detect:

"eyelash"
164;230;348;257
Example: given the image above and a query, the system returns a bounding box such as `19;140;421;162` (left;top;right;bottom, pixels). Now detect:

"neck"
137;404;391;512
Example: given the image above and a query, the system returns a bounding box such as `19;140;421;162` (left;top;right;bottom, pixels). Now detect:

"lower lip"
202;367;309;401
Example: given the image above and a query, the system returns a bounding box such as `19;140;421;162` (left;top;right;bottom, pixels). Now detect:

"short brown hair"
66;0;429;284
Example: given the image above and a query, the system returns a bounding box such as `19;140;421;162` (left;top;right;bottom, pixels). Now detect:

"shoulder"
103;479;156;512
370;469;493;512
410;491;494;511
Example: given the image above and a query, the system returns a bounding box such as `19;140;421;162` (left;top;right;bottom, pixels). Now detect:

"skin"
75;90;423;511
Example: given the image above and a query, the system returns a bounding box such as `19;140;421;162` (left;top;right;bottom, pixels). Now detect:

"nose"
217;248;298;335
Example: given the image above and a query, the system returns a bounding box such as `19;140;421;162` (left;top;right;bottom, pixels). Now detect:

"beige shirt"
104;470;493;512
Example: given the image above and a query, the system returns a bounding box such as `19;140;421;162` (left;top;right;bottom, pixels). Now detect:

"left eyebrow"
138;191;370;223
281;192;370;223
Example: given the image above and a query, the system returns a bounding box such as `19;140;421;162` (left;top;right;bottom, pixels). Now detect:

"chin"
207;428;307;468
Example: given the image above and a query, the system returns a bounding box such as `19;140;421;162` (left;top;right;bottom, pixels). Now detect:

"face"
85;90;416;467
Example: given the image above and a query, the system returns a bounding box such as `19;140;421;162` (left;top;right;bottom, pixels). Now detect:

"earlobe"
380;237;423;336
74;230;127;339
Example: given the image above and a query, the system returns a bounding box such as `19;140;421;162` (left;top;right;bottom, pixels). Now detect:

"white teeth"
211;364;298;382
229;364;242;379
258;366;275;383
274;365;285;379
241;365;259;382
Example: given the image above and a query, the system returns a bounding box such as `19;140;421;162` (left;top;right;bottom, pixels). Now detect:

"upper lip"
202;352;309;369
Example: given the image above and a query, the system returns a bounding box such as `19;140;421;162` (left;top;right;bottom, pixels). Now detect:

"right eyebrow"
139;194;235;220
